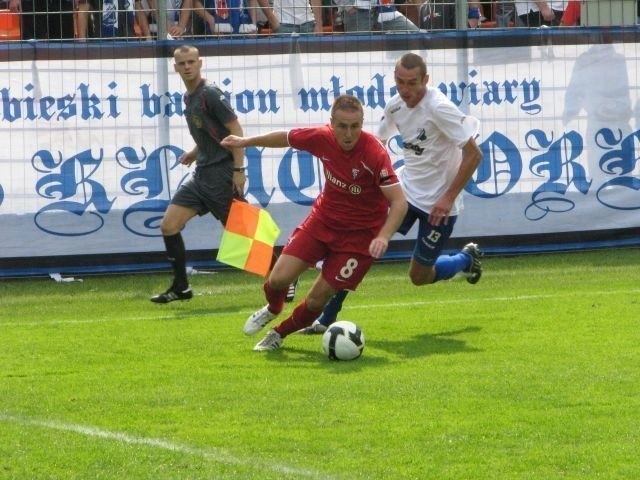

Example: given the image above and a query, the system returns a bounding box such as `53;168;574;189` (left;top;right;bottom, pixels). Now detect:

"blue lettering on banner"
524;129;590;220
118;145;189;237
220;78;280;114
140;84;184;118
31;149;115;235
0;82;121;121
594;128;640;208
467;131;523;198
465;128;638;217
14;127;639;240
244;147;316;207
438;70;542;115
1;71;543;122
296;72;542;114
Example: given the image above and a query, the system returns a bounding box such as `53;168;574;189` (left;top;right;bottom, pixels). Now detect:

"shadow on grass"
369;326;483;359
251;327;482;369
149;306;248;320
254;345;390;371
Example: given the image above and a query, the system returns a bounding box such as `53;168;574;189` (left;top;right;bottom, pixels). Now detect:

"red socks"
275;300;322;338
264;281;287;315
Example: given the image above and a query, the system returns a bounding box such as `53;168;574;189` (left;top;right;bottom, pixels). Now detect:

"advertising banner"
1;38;639;274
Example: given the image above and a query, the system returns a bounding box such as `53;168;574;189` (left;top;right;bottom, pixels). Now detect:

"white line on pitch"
0;412;334;479
1;288;639;328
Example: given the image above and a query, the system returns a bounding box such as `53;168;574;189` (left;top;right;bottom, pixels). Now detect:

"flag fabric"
216;200;280;277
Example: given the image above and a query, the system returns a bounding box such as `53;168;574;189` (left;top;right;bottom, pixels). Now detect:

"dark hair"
397;53;427;77
331;95;364;118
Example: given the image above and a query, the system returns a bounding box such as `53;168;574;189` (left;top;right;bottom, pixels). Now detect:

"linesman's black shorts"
171;159;235;225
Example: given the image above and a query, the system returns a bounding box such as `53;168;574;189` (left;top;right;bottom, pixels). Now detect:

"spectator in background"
76;0;137;40
338;0;420;33
418;0;486;30
9;0;75;39
494;1;523;27
394;0;419;27
256;0;323;34
377;0;419;31
466;1;483;28
517;0;565;27
135;0;193;39
559;0;579;26
194;0;258;35
336;0;375;32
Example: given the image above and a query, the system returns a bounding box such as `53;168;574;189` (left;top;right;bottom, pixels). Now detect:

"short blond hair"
173;45;199;59
331;95;364;118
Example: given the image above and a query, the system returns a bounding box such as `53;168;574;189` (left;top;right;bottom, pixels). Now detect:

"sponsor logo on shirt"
325;168;362;195
402;128;426;155
325;169;347;189
403;141;424;155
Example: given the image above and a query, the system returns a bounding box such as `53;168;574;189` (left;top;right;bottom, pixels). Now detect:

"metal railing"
0;0;638;42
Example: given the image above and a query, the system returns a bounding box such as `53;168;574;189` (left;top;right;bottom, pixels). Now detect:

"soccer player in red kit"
220;94;408;351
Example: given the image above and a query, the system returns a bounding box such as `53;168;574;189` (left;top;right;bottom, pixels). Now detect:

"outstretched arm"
221;130;289;149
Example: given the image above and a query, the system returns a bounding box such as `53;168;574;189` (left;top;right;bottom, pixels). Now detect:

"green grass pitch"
1;249;639;479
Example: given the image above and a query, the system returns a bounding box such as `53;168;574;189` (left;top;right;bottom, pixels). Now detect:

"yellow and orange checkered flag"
216;200;281;277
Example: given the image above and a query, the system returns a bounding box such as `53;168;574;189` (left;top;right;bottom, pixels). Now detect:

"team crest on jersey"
351;168;360;179
193;115;203;129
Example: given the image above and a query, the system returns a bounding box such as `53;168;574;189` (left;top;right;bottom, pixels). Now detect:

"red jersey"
560;0;580;26
287;125;399;232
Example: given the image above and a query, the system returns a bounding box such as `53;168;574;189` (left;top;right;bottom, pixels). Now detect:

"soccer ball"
322;321;365;361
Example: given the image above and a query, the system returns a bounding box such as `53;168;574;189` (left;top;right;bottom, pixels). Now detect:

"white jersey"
516;0;566;16
376;88;479;216
274;0;315;25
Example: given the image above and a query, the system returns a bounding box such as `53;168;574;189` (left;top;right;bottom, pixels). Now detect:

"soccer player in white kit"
303;52;484;334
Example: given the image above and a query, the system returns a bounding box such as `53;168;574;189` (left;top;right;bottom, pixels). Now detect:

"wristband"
468;7;480;19
233;167;246;172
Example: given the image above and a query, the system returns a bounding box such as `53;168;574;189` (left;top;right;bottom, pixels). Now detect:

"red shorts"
282;215;377;291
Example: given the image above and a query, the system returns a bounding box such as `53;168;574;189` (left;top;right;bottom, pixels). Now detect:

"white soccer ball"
322;321;365;361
